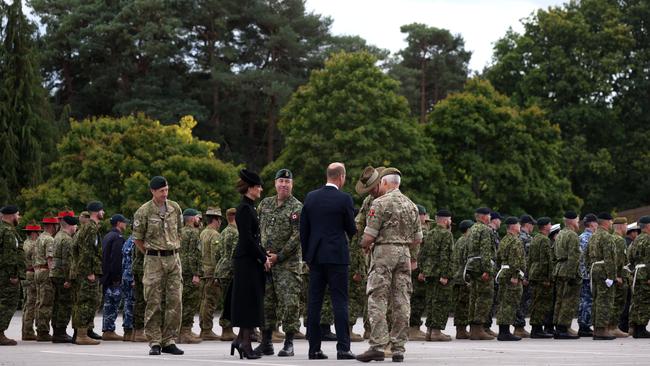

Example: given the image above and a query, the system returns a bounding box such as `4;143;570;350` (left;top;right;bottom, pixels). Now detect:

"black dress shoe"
161;344;184;355
308;350;329;359
337;350;355;360
149;345;161;355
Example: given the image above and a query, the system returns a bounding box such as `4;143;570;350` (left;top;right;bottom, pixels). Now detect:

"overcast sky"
305;0;565;72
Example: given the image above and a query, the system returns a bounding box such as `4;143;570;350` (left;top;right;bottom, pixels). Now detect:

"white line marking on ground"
40;351;298;366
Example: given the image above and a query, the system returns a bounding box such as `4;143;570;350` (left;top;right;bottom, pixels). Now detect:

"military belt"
26;267;34;272
463;256;482;284
374;242;409;246
146;249;177;257
632;264;647;294
35;264;49;270
589;260;605;295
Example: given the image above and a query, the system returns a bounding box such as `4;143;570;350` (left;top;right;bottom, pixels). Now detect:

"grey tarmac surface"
3;313;649;366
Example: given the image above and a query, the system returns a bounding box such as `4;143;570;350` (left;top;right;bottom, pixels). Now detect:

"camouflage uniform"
0;221;24;333
34;231;55;334
180;225;202;328
496;233;525;325
350;195;372;329
71;221;102;329
121;236;135;331
514;230;532;329
133;199;183;348
611;233;629;327
528;233;554;326
587;227;616;329
214;222;238;328
365;188;422;355
199;225;221;332
553;228;581;327
51;230;73;331
419;224;453;330
22;237;38;337
465;221;495;325
409;221;427;329
452;235;470;327
258;195;303;334
578;229;594;330
629;232;650;328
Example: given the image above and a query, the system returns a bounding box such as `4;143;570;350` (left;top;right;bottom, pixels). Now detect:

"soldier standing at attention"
610;217;630;337
628;215;650;338
418;209;453;342
578;213;598;337
513;214;535;338
71;201;104;345
552;211;582;339
0;205;24;346
50;211;78;343
34;213;59;341
21;221;42;341
452;220;474;339
495;217;525;341
101;214;130;341
198;207;222;341
527;217;554;338
356;168;422;363
255;169;303;357
407;204;428;341
214;208;238;341
178;209;203;344
465;207;496;341
133;176;184;355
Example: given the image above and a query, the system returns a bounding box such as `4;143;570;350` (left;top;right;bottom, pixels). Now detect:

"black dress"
229;195;267;327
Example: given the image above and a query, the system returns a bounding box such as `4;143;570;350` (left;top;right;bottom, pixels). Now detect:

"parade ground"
2;314;648;366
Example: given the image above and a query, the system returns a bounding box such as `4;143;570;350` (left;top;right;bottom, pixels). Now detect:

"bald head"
326;162;346;189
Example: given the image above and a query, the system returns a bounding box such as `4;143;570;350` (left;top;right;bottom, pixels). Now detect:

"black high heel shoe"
231;343;243;359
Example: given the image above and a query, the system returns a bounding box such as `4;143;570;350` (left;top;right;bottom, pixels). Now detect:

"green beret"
183;208;199;217
436;209;452;217
505;216;519;225
638;216;650;225
62;216;79;225
537;217;552;226
0;205;18;214
475;207;491;215
416;204;427;215
150;176;168;190
275;169;293;180
564;211;578;219
459;220;474;233
86;201;103;212
597;212;613;220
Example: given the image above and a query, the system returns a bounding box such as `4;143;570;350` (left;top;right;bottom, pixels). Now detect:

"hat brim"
355;175;381;195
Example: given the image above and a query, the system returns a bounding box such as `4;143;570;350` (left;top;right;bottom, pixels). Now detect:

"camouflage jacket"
612;233;629;280
71;220;102;278
465;221;496;275
133;199;183;251
214;224;238;279
364;188;422;246
497;232;526;284
51;230;73;280
452;234;469;285
200;226;220;277
23;237;37;272
527;233;553;282
0;221;24;280
350;195;373;276
180;226;202;278
553;228;581;279
629;233;650;281
258;195;302;271
519;230;533;257
34;231;54;267
587;227;616;280
122;235;135;283
418;224;453;279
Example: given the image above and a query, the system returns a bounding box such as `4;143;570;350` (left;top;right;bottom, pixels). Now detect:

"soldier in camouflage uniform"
254;169;303;357
465;207;496;340
552;211;581;339
133;176;185;355
0;205;24;346
34;214;59;341
178;209;203;344
513;214;535;338
50;212;78;343
495;217;525;341
214;208;238;341
610;217;630;337
21;222;41;341
628;215;650;338
198;207;222;340
418;209;453;341
408;204;428;341
356;168;422;363
452;220;473;339
587;213;618;340
122;234;136;341
527;217;554;338
71;201;104;345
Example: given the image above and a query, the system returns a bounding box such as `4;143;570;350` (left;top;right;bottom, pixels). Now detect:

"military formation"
2;168;650;362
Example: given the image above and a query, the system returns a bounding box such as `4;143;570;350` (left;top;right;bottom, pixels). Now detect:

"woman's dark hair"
236;179;250;195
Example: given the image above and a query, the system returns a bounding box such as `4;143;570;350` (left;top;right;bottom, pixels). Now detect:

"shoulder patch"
368;209;375;217
291;212;299;221
133;220;140;227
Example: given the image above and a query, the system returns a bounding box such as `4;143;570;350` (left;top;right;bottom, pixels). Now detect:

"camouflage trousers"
263;268;301;333
50;278;72;329
409;269;426;327
199;278;222;331
134;271;145;329
21;276;36;335
497;281;523;325
0;278;20;331
591;277;614;328
103;283;131;332
529;281;553;326
181;276;201;328
122;279;134;330
349;274;368;328
578;279;592;329
553;277;580;327
514;283;531;328
217;278;232;328
424;279;452;329
611;279;628;327
367;245;412;354
143;254;182;347
72;277;99;328
453;283;470;326
35;269;54;333
468;273;494;325
629;280;650;326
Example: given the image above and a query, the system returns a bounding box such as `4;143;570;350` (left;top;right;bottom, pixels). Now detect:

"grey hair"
381;174;401;185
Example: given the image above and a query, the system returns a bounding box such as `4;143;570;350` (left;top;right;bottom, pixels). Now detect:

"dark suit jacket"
300;185;357;265
101;228;125;287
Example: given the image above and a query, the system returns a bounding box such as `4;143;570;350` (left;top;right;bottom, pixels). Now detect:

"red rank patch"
368;209;375;217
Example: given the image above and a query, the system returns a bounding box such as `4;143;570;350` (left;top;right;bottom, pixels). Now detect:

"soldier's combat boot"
609;325;628;338
87;328;102;340
469;324;494;340
350;326;364;342
52;328;73;343
0;332;17;346
178;327;202;344
633;325;650;338
513;326;530;338
253;329;274;356
294;330;306;340
36;331;52;342
530;325;553;338
592;327;615;340
22;328;37;341
123;329;133;342
543;323;555;335
408;326;426;341
428;328;452;342
277;332;294;357
497;325;521;341
220;327;236;341
200;329;220;341
553;325;579;339
133;329;148;342
484;326;497;337
75;327;100;345
363;329;370;340
272;327;285;343
102;331;124;341
355;349;385;362
455;325;470;340
578;326;593;337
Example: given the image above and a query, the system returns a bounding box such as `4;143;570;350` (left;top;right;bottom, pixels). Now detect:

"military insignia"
368;209;375;217
291;213;299;221
134;220;140;227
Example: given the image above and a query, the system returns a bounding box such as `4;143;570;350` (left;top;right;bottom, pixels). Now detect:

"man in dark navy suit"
300;162;357;360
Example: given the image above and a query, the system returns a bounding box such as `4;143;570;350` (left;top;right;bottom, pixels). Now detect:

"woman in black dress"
230;169;271;359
